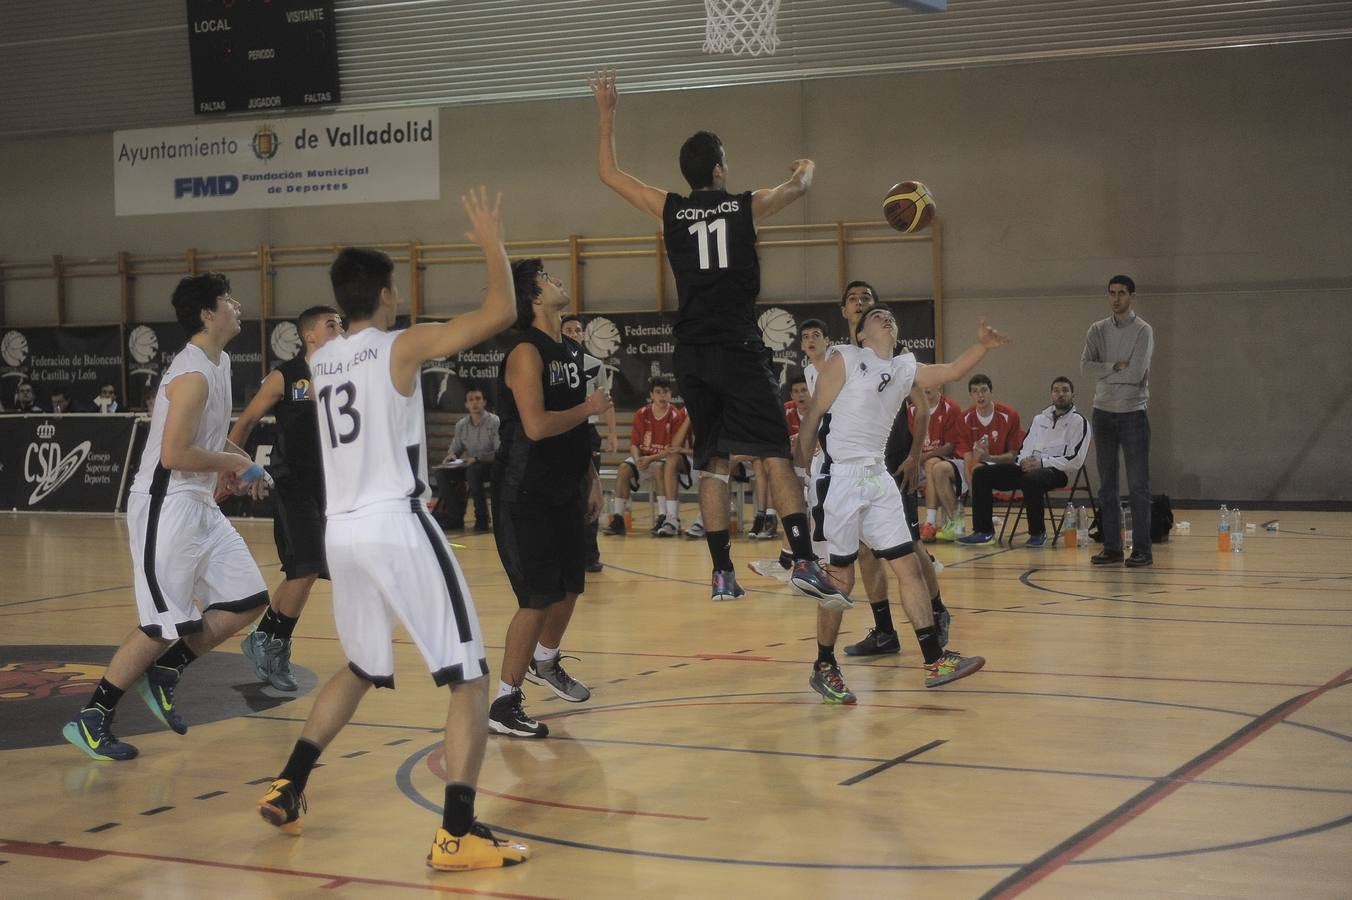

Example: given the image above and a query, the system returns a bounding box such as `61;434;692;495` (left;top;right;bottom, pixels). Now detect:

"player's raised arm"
228;368;285;449
751;158;815;222
394;188;515;384
506;342;612;442
915;318;1012;390
793;350;845;468
590;68;667;220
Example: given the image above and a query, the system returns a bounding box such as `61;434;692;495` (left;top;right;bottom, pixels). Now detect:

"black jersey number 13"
318;381;361;447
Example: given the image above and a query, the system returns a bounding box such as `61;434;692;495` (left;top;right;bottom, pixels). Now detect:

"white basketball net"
703;0;781;56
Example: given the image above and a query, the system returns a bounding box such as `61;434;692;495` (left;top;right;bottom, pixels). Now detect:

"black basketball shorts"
675;340;791;471
493;493;587;610
272;478;329;580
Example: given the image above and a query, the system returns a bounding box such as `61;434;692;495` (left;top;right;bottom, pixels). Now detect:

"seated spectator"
12;381;43;412
909;385;963;541
49;387;71;414
923;374;1024;542
93;383;120;413
958;377;1090;547
439;386;500;532
603;376;690;538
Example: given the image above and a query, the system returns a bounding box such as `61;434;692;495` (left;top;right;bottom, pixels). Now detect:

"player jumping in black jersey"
589;67;845;607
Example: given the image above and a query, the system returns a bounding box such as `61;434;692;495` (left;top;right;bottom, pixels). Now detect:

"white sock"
497;680;515;700
612;497;625;515
927;508;938;525
765;507;777;518
533;643;557;663
666;499;680;520
656;495;667;514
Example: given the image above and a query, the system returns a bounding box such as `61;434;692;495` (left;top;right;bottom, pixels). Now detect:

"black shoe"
1124;551;1153;568
1091;549;1125;565
474;521;491;533
257;778;307;835
650;513;667;535
488;688;548;738
585;560;604;573
602;514;626;536
748;513;766;540
843;628;901;657
446;521;466;532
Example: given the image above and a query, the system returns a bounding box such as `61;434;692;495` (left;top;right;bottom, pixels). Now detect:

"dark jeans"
439;461;492;527
1092;408;1151;555
971;463;1069;535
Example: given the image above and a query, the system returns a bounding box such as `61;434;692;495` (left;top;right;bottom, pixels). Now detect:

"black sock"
816;644;837;668
279;738;323;793
85;678;125;712
916;625;943;664
782;513;814;560
705;530;733;571
931;590;947;617
870;600;895;634
778;549;793;570
443;783;476;836
257;606;301;641
155;640;197;674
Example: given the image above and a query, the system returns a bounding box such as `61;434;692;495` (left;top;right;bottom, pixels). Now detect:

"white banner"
113;107;440;216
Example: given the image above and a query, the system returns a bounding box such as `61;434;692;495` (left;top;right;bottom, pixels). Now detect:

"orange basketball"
883;181;935;233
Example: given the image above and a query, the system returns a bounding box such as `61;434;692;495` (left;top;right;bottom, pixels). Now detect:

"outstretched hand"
977;317;1012;350
461;186;503;249
589;68;618;115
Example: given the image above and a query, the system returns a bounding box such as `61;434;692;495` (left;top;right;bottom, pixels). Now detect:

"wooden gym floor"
1;508;1349;898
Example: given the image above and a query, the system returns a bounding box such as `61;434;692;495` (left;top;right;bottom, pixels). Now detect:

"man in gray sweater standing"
1081;275;1155;567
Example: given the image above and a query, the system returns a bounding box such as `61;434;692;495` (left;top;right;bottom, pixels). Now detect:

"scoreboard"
186;0;340;115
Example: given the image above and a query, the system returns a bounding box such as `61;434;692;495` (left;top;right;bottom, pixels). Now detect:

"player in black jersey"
228;305;344;689
590;67;846;607
488;259;612;738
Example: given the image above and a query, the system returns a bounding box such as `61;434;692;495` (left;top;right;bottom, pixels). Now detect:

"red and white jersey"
785;400;807;437
907;394;963;454
630;403;688;455
955;401;1023;456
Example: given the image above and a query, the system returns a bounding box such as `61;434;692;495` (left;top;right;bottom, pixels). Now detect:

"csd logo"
24;421;91;505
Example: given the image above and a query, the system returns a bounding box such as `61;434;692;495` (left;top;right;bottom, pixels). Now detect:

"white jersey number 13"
687;218;729;270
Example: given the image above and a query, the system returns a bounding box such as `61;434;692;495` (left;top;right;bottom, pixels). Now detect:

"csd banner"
0;415;136;512
114;107;440;215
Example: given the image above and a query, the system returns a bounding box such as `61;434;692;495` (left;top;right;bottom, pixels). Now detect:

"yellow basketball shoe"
257;778;306;835
427;823;530;871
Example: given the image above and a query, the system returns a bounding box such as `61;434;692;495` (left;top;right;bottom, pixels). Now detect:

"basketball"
883;181;935;233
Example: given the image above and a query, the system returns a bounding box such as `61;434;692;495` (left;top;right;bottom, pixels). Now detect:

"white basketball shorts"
326;499;487;688
128;491;269;641
810;458;916;567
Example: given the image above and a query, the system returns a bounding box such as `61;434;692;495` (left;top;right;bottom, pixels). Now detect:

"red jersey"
784;400;807;437
631;404;688;456
955;401;1023;456
906;395;963;454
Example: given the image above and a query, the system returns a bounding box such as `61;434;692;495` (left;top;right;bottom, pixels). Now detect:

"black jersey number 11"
687;219;730;270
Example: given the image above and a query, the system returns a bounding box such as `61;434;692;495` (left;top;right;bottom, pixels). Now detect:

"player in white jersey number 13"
794;306;1011;700
256;188;530;874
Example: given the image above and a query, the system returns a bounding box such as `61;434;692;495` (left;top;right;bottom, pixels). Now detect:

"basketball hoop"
703;0;781;57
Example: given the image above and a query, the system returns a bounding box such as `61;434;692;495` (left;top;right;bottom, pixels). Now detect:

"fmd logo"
174;175;240;199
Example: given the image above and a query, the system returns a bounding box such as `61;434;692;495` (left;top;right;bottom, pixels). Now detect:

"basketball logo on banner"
583;317;623;360
757;307;800;389
269;322;303;362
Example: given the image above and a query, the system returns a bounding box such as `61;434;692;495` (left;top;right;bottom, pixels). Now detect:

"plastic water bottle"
1062;504;1077;548
1077;506;1089;548
1231;508;1245;552
1217;504;1231;552
1123;506;1133;553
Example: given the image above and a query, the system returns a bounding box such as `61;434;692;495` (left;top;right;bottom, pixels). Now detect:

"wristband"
239;463;269;484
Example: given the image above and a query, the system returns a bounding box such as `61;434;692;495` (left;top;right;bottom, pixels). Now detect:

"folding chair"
998;466;1098;546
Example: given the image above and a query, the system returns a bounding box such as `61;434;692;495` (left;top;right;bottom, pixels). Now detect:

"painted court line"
979;663;1352;899
0;838;550;898
840;740;946;786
